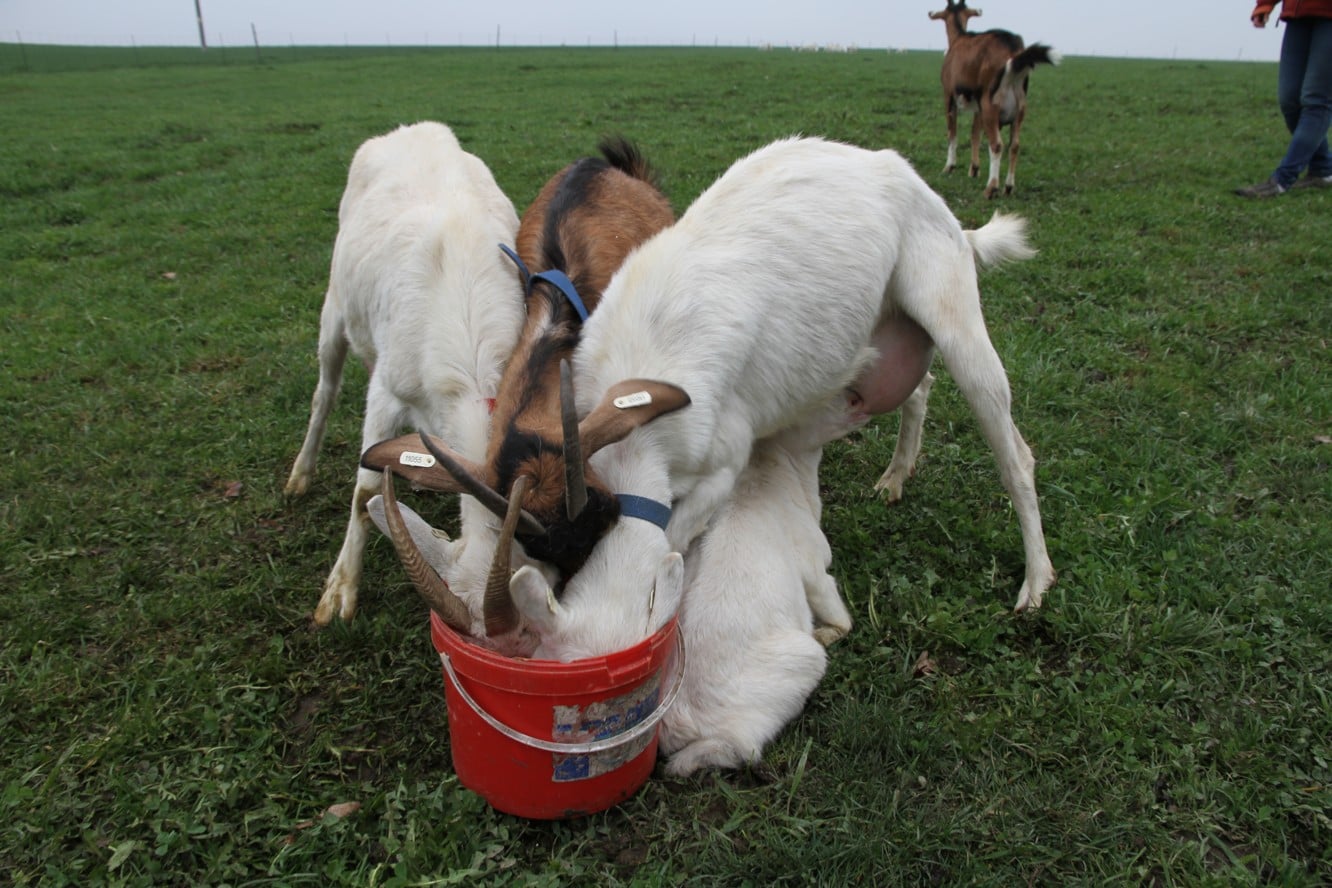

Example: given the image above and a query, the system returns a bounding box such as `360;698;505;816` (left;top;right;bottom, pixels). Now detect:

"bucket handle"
440;631;685;755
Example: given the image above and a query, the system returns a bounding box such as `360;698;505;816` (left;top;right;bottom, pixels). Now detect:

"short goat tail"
965;212;1037;268
1009;43;1062;78
597;136;662;187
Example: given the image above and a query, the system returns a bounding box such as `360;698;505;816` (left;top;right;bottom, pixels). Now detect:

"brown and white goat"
929;0;1060;198
364;138;679;638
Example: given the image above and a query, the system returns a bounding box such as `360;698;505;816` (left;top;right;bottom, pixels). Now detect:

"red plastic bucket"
429;611;682;819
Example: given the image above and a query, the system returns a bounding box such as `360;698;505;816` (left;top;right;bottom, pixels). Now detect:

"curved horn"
361;433;465;492
577;378;692;455
560;359;588;521
417;432;546;537
380;467;473;633
482;474;531;636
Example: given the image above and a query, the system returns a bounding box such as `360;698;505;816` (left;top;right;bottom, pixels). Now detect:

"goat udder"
850;317;934;416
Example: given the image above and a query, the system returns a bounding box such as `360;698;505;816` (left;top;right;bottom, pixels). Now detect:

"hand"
1252;11;1270;27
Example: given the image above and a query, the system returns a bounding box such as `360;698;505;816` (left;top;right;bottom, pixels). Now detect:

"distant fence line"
7;27;903;53
1;33;1278;76
0;38;923;76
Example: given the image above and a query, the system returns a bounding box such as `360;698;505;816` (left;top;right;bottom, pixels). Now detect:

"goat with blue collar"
504;136;1053;662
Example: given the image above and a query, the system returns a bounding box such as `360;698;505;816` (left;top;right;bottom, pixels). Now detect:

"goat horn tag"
380;467;473;633
416;432;546;537
560;359;589;521
482;474;530;636
577;379;692;456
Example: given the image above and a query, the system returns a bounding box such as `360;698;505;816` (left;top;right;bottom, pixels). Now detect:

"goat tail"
1008;43;1061;77
597;135;662;187
965;212;1036;268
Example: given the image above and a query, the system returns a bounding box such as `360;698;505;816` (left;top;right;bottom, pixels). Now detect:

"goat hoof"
873;471;907;502
814;625;849;647
1014;565;1056;612
1014;591;1041;612
313;583;356;626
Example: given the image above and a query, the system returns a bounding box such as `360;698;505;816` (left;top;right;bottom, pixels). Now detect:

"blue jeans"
1273;17;1332;187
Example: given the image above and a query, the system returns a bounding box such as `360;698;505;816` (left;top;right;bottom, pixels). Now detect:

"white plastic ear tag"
613;391;653;410
399;451;437;469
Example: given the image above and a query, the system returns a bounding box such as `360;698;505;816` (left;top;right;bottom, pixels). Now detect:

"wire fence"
0;36;900;76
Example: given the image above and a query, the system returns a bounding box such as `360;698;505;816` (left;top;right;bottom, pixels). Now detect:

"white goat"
284;121;525;628
500;135;1054;663
658;403;864;777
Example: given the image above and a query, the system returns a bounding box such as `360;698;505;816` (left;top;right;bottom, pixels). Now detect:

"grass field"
1;43;1329;886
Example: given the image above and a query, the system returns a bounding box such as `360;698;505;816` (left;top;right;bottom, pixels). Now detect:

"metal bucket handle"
440;630;685;755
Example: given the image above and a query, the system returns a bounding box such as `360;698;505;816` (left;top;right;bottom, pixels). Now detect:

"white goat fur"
508;135;1055;662
284;121;525;627
658;405;862;776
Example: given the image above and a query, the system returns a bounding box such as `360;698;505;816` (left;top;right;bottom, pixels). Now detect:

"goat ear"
652;552;685;623
368;475;473;633
366;494;457;569
509;564;562;635
577;379;691;455
361;434;481;492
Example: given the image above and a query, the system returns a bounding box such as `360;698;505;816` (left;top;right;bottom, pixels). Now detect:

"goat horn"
417;432;546;537
482;474;530;636
560;359;589;521
577;378;692;455
380;467;473;633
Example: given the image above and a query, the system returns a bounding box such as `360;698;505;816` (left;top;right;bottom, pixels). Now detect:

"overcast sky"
6;1;1283;62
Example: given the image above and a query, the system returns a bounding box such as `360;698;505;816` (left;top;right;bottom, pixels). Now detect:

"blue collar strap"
531;269;590;322
499;243;530;287
617;494;671;531
498;243;590;322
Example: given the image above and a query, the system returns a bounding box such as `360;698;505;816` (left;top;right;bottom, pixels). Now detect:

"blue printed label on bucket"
550;672;661;782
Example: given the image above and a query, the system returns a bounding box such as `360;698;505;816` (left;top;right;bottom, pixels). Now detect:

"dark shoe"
1290;174;1332;191
1234;178;1287;198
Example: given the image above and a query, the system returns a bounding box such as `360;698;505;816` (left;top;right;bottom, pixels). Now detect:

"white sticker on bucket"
550;672;662;782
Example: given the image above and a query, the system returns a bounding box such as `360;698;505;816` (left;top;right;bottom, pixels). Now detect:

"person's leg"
1303;19;1332;178
1274;19;1332;185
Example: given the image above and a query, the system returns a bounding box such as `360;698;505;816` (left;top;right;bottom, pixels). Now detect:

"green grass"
2;44;1329;886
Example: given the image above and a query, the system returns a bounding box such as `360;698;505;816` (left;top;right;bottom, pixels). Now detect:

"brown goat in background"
929;0;1060;197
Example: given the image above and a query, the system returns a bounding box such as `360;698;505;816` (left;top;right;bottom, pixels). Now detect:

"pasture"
1;42;1329;885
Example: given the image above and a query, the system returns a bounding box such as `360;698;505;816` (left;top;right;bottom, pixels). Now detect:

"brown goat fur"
929;1;1058;198
492;138;674;564
498;139;673;445
515;138;673;302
